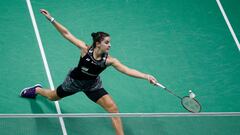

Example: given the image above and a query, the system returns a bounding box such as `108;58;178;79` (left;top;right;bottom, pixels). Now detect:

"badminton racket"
155;82;201;113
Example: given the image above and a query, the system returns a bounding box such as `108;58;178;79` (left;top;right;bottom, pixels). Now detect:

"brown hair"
91;32;110;48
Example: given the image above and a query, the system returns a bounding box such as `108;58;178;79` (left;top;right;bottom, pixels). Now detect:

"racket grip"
155;82;166;89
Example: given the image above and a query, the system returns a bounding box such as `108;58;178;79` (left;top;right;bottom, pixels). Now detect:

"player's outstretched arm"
107;56;157;84
40;9;88;51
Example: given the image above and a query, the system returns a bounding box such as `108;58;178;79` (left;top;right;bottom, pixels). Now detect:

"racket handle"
155;82;166;89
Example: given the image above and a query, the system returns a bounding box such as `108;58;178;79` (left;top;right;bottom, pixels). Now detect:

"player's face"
99;36;111;53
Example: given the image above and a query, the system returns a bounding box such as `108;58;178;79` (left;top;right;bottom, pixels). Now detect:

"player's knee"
108;103;119;113
48;96;57;101
47;91;60;101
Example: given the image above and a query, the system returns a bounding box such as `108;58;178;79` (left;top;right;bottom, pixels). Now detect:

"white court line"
26;0;67;135
216;0;240;51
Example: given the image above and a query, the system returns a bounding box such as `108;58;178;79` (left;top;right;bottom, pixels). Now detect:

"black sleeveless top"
70;46;108;80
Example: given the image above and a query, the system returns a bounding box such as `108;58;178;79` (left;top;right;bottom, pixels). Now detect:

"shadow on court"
28;98;62;135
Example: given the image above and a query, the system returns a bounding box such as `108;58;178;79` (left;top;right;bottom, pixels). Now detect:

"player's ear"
96;41;101;47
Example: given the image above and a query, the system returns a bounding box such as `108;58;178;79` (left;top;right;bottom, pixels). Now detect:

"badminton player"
20;9;157;135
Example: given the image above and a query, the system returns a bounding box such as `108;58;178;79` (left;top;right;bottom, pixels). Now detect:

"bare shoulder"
106;55;119;66
80;45;90;57
84;45;90;52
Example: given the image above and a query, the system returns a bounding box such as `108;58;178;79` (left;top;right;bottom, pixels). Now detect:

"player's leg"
35;87;61;101
20;84;61;101
84;88;124;135
96;94;124;135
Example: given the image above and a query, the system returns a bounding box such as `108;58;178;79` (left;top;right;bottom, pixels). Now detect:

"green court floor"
0;0;239;135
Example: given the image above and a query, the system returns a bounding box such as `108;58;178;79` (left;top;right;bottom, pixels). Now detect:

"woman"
20;9;157;135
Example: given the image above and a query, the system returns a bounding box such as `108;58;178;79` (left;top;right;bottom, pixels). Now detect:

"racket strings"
182;97;201;113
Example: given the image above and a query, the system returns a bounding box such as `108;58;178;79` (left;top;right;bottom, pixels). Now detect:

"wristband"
50;17;55;23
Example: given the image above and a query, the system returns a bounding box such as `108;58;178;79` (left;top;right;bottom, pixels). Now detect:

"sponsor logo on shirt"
86;58;90;61
81;67;89;71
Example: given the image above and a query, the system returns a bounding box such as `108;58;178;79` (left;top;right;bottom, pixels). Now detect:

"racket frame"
155;82;201;113
181;96;202;113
